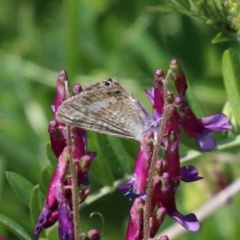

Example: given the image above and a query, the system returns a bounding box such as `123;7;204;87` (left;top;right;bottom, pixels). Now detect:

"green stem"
143;70;172;240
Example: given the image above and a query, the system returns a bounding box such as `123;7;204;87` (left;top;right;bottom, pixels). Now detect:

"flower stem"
65;81;81;240
143;70;172;240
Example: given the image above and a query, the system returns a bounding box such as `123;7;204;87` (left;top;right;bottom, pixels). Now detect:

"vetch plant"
119;60;232;240
2;61;234;240
1;1;240;240
34;71;99;240
35;60;231;240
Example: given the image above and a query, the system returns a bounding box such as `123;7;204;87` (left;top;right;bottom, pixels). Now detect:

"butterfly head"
101;78;123;95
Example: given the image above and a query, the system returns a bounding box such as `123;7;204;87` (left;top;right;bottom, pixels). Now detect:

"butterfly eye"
104;81;111;87
103;78;120;89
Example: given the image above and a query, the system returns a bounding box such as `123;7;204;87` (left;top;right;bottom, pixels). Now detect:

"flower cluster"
222;0;240;37
119;60;232;239
34;71;99;240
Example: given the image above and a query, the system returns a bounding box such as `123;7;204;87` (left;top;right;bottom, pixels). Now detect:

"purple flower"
34;147;69;239
180;166;203;182
159;173;200;232
174;97;232;151
34;208;59;239
35;70;97;239
58;202;74;240
123;61;233;240
199;113;232;132
118;177;136;200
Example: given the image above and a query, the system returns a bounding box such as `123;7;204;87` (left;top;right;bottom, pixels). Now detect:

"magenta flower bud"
72;128;88;159
145;69;165;119
77;152;96;185
54;181;66;204
48;148;69;205
119;131;154;198
134;131;154;194
174;97;205;133
174;97;232;151
150;207;166;237
82;229;100;240
170;59;188;96
64;152;96;199
48;120;66;157
126;198;144;240
53;70;68;116
153;69;165;115
58;202;74;240
151;169;162;212
72;83;82;95
164;131;181;180
164;105;180;135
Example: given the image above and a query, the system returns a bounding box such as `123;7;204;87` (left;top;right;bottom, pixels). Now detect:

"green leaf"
176;0;191;10
120;138;138;164
97;134;132;177
46;143;57;168
97;134;124;178
146;5;174;13
30;185;44;227
0;156;6;198
212;32;235;44
180;131;201;152
222;49;240;126
87;132;114;186
207;0;222;17
0;213;32;240
185;80;205;118
40;165;54;194
107;136;133;173
6;171;34;206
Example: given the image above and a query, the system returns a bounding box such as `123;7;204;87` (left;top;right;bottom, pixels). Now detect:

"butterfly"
56;78;154;141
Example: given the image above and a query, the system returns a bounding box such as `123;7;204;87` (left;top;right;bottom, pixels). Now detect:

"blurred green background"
1;0;240;239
